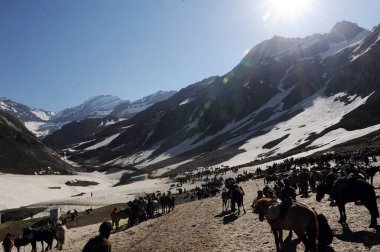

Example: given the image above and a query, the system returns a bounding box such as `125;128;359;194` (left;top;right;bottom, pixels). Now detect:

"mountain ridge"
50;21;380;175
0;90;177;137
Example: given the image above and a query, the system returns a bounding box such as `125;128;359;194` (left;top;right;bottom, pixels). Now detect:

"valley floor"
23;173;380;252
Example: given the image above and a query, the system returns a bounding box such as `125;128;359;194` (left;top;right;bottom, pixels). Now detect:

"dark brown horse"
256;198;319;252
316;177;379;228
23;227;55;252
230;185;246;215
365;166;380;185
264;174;278;184
159;195;175;213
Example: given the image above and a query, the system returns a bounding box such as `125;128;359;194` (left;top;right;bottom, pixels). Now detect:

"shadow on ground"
335;226;380;249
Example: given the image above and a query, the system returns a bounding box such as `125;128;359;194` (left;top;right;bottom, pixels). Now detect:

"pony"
159;195;175;214
55;224;67;250
264;175;278;184
316;177;379;228
14;235;30;252
365;166;380;185
256;198;319;252
23;227;55;252
112;207;140;228
230;185;246;215
3;233;29;252
128;200;148;222
221;189;231;212
2;233;15;252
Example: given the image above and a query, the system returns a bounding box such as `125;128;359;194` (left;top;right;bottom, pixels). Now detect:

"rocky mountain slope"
0;111;75;174
47;21;380;174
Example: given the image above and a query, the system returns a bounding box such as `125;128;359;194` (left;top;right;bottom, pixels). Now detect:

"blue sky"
1;0;379;111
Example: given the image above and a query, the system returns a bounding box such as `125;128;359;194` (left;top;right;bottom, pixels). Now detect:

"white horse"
55;225;67;251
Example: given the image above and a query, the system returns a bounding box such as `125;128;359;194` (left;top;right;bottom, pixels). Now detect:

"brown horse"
112;208;131;229
256;198;319;252
2;233;15;252
231;185;246;215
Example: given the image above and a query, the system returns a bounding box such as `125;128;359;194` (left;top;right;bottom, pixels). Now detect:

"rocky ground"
44;174;380;252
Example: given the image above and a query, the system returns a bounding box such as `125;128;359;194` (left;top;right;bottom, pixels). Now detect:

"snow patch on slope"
220;92;374;167
319;30;370;59
84;133;121;151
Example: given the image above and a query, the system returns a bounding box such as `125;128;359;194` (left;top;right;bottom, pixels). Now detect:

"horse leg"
242;199;246;214
294;229;309;252
115;219;119;229
337;203;345;224
278;229;284;250
272;229;282;252
362;199;379;228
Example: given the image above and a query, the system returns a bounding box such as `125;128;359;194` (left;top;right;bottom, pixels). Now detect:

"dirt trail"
21;175;380;252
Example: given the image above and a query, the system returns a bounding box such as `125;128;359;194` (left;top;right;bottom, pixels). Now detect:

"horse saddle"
267;200;281;220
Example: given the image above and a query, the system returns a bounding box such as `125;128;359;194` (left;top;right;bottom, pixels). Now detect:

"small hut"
50;206;61;223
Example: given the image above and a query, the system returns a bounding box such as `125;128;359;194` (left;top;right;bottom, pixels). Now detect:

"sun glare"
268;0;313;21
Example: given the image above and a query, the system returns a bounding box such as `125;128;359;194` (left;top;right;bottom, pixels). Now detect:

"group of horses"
251;153;380;252
112;193;175;229
2;222;67;252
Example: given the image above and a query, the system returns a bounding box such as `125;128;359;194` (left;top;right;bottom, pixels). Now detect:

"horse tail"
306;209;319;252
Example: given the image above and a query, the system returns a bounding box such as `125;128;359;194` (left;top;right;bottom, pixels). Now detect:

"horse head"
315;182;326;202
22;227;34;240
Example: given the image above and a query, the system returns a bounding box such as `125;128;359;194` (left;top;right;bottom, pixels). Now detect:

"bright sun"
269;0;313;21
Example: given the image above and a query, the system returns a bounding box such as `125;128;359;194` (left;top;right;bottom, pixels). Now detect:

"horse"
55;224;67;250
221;189;231;212
159;195;175;214
23;227;55;252
264;175;278;184
112;207;135;229
365;166;380;185
256;198;319;252
230;185;246;215
128;200;148;222
146;198;160;218
14;235;30;252
316;177;379;228
2;233;15;252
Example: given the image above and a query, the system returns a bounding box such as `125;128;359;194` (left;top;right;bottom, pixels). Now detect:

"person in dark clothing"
263;185;276;198
279;179;296;201
279;179;296;218
82;221;112;252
